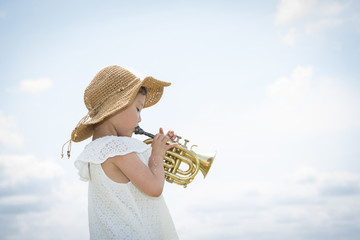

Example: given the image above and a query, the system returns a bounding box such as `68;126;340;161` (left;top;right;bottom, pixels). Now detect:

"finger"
159;128;164;135
166;143;178;150
155;134;165;143
166;130;177;142
155;133;167;142
154;133;160;140
162;135;170;143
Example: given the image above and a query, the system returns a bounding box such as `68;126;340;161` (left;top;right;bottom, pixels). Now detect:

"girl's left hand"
166;130;177;142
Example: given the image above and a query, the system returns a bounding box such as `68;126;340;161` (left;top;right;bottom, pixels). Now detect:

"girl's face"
107;93;146;137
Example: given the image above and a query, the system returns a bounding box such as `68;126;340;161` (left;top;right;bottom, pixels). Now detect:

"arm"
109;128;177;197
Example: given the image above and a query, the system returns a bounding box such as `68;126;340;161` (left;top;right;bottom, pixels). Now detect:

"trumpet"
134;126;215;187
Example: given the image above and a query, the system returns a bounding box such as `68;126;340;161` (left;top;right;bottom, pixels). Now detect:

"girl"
69;65;179;239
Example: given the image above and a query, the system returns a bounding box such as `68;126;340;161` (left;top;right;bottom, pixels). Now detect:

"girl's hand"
166;129;177;142
151;128;178;158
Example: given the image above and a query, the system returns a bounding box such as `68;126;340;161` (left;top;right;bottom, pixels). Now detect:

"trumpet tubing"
135;126;215;187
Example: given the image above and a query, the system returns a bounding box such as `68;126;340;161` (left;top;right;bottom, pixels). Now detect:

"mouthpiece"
134;126;155;138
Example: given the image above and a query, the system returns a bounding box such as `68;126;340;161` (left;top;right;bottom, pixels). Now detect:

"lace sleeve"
74;136;150;181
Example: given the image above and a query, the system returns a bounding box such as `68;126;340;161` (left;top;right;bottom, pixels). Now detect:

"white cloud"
262;65;360;135
282;27;297;46
9;180;89;240
0;153;88;239
275;0;350;44
267;65;312;100
165;167;360;239
217;65;360;143
20;78;53;94
0;111;24;148
305;17;344;34
0;154;65;184
0;194;41;206
320;1;346;16
274;0;316;25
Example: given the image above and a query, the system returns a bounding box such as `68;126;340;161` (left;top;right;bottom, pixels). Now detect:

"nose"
138;115;142;123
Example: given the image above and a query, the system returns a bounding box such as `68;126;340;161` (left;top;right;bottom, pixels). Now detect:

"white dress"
75;136;178;240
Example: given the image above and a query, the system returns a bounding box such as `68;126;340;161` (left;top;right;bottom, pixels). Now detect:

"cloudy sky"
1;0;360;239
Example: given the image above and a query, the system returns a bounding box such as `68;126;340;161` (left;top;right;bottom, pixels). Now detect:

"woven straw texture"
71;65;170;142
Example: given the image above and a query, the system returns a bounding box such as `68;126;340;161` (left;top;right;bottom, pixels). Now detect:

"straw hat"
71;65;171;142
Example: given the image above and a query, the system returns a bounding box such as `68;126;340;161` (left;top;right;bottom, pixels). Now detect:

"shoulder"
102;136;150;155
76;136;150;164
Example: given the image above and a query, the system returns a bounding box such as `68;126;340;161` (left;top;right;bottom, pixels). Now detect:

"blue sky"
1;0;360;239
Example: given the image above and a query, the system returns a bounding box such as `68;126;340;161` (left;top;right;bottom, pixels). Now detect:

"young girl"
69;65;179;239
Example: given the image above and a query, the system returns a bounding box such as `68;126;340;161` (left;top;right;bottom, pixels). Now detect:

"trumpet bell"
197;152;216;178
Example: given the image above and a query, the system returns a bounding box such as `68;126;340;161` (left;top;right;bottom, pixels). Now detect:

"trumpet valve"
175;135;182;143
184;139;190;148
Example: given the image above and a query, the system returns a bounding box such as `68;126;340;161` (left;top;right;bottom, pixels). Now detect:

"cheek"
129;108;139;120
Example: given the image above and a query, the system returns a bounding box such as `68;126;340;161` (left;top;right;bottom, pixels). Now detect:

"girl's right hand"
151;128;178;158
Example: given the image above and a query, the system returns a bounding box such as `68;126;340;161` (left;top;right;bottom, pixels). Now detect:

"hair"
138;86;147;95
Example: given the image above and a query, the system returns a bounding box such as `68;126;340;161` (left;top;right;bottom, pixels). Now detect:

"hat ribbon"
60;111;91;159
61;139;72;159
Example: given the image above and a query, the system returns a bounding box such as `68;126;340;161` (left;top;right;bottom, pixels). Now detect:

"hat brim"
71;76;170;142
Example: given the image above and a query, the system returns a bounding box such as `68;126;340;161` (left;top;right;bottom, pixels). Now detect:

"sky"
1;0;360;239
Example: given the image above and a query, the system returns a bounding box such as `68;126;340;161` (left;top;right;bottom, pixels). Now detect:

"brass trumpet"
134;126;215;187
